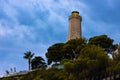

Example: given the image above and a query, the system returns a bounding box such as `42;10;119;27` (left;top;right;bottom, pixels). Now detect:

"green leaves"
31;56;47;70
64;45;109;79
46;38;87;65
24;51;34;59
88;35;115;53
23;51;34;71
46;43;64;64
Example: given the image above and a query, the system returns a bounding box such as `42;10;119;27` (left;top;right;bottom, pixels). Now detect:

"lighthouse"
66;11;82;42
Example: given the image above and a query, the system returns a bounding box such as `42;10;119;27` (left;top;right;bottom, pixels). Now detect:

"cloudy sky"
0;0;120;75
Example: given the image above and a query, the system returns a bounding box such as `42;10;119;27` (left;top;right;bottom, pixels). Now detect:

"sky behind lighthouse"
0;0;120;75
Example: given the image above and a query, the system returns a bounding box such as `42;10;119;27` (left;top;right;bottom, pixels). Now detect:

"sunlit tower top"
66;11;82;42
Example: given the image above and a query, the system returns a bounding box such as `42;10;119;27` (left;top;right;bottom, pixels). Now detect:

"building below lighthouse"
66;11;82;42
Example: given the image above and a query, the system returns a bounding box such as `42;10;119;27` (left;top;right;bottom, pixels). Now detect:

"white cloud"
0;23;35;41
1;0;88;35
1;0;18;23
1;0;120;75
0;0;89;75
0;22;11;37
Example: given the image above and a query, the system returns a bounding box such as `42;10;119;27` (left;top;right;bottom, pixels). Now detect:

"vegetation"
3;35;120;80
46;38;86;65
31;56;47;70
64;45;109;80
46;43;64;65
88;35;117;53
23;51;34;71
20;68;65;80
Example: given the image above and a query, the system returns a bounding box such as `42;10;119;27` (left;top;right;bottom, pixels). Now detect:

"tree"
5;70;10;75
64;38;87;59
23;51;34;71
64;45;109;79
45;38;87;65
46;43;64;65
88;35;117;53
112;44;120;63
31;56;47;70
79;45;109;72
62;44;74;60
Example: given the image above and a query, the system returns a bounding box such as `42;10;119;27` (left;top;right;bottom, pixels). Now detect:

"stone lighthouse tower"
66;11;82;42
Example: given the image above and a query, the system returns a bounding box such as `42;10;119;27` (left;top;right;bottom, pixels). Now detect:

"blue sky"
0;0;120;75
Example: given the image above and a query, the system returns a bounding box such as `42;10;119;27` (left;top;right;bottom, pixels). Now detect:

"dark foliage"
31;56;47;70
